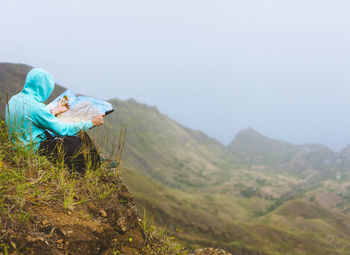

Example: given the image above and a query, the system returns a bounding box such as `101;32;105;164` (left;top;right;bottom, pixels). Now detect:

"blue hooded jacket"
5;68;93;151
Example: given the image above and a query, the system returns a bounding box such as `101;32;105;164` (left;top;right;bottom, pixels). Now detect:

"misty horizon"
1;0;350;151
111;97;350;153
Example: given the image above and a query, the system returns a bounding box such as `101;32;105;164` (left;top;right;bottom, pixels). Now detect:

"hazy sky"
1;0;350;151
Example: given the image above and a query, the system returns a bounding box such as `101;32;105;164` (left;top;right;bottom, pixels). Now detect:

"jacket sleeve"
31;104;94;136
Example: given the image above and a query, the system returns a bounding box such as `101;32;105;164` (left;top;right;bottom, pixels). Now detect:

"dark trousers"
39;131;100;174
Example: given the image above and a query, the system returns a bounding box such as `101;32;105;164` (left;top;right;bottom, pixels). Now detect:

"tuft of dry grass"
0;118;125;214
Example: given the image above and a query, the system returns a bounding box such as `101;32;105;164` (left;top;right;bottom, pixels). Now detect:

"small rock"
41;220;49;226
26;235;35;242
99;210;107;217
56;239;64;249
193;248;232;255
86;202;97;210
117;217;128;232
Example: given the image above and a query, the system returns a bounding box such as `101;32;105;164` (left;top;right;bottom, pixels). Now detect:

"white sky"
1;0;350;151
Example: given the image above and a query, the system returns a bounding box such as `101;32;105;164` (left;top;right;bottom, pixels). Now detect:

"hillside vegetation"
0;120;191;254
2;63;350;254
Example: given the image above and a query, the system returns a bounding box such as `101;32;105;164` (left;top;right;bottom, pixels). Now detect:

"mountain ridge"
0;62;343;158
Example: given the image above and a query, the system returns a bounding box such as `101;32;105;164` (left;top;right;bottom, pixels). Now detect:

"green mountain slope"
103;98;239;190
228;128;298;163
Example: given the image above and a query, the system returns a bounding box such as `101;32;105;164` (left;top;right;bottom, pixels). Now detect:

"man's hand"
92;114;105;127
51;99;70;116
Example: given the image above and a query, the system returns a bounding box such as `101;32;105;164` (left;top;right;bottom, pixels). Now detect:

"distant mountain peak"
229;127;272;147
228;127;296;160
235;128;265;139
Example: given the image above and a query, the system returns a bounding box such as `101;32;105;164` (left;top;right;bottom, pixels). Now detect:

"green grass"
0;119;188;254
0;119;121;213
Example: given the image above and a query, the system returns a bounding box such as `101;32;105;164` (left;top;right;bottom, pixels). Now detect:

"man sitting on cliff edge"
5;67;104;174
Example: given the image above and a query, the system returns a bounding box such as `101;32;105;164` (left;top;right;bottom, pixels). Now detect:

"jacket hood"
21;68;55;103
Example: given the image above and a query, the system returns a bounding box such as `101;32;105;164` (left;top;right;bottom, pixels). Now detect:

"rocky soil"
0;173;232;255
